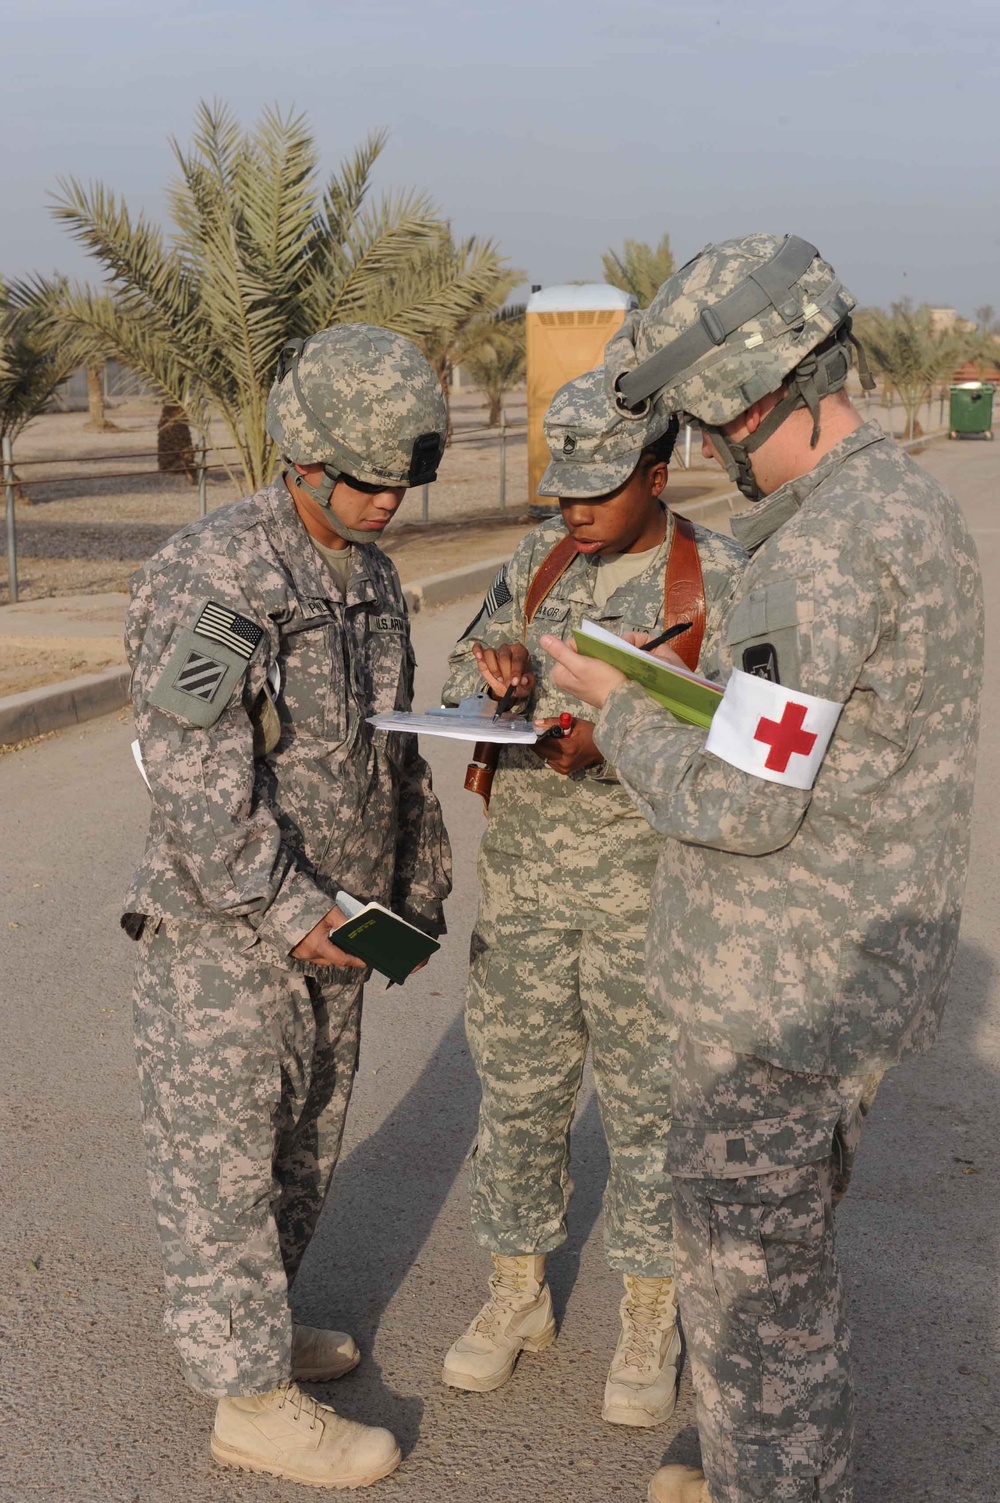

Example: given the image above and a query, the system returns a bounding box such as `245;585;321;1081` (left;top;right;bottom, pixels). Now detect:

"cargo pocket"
734;1434;823;1493
708;1199;776;1318
215;1055;282;1220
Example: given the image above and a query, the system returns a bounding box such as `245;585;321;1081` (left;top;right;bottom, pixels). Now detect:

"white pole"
684;422;692;469
2;435;17;605
498;410;507;509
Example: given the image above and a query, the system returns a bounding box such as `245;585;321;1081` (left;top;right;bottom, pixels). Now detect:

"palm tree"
49;102;518;489
367;224;522;429
461;313;525;426
855;301;971;440
0;276;79;501
602;234;675;307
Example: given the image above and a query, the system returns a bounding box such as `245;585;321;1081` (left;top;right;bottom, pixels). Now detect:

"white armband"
704;668;843;790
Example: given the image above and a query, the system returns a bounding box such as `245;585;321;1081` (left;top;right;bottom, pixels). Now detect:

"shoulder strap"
524;534;578;628
663;513;705;671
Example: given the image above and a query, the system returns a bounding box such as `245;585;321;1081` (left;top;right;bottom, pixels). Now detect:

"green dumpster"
949;383;994;440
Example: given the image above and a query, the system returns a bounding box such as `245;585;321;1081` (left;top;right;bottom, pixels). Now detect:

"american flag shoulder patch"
193;600;265;660
483;567;513;619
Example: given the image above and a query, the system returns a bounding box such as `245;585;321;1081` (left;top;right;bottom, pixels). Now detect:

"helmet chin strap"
286;467;377;546
703;323;874;504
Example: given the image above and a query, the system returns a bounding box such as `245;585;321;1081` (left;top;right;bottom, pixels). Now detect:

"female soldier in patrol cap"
124;325;451;1490
439;368;746;1426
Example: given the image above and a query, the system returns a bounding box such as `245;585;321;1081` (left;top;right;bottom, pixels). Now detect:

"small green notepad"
331;891;439;986
573;618;723;730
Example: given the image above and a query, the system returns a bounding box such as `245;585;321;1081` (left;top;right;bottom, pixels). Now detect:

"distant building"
928;307;976;335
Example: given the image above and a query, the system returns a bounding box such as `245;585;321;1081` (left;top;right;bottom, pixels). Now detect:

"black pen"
642;621;692;654
493;681;517;720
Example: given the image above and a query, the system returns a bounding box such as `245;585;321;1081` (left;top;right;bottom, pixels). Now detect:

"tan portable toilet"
526;283;638;513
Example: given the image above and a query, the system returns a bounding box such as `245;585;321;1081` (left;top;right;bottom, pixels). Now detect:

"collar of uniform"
730;420;887;553
591;514;672;622
266;478;377;609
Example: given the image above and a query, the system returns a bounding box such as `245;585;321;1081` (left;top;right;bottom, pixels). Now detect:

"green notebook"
573;618;723;730
331;891;439;986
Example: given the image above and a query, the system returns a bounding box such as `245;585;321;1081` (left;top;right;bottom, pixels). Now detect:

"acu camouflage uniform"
596;422;983;1500
125;475;451;1398
443;374;746;1275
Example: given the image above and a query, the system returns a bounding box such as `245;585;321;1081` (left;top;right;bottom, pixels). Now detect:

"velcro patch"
194;600;264;660
174;651;227;702
372;614;405;633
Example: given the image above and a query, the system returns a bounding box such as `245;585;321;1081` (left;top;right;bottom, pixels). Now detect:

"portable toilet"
526;284;638;514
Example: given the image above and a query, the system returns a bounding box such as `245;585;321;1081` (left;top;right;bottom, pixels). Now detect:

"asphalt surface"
1;435;998;1503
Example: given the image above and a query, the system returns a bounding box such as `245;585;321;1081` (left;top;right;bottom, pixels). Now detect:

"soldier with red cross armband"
541;235;984;1503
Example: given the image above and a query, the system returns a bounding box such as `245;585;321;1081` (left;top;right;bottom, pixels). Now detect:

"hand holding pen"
470;641;537;715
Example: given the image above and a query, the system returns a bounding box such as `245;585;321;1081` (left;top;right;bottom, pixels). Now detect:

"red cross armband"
704;668;843;791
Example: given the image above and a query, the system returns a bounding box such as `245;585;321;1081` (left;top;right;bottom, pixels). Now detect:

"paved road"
2;436;998;1503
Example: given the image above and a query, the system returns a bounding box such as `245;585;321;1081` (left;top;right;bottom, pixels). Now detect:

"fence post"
421;482;429;524
197;436;208;519
684;421;692;469
940;387;946;427
498;410;507;509
2;435;17;606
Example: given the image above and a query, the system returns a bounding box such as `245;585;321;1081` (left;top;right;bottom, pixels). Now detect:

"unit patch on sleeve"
742;642;780;683
145;601;267;729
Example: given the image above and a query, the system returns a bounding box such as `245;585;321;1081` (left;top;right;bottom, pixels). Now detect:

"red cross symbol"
753;701;817;772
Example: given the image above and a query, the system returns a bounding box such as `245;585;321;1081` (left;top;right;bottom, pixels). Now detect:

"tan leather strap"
464;743;497;814
663;513;705;671
523;534;578;629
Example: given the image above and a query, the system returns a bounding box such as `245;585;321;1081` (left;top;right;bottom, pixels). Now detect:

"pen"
493;681;517;720
642;621;692;654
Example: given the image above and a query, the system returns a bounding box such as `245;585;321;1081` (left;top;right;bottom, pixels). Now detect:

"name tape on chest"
704;668;842;790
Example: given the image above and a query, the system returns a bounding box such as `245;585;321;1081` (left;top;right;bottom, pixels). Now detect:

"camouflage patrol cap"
606;233;858;427
266;323;447;487
537;367;675;499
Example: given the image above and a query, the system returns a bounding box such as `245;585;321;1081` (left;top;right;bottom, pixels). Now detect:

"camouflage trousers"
133;919;363;1399
668;1032;879;1503
467;906;673;1275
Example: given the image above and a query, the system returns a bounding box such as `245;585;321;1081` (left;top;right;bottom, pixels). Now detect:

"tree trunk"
84;367;119;432
487;389;502;426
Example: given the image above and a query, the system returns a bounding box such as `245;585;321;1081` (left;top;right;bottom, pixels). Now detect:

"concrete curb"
0;556;511;747
0;664;131;746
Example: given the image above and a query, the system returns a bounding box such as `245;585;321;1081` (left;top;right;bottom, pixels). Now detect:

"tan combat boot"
292;1323;361;1382
441;1254;556;1392
603;1274;681;1427
648;1465;710;1503
211;1382;401;1489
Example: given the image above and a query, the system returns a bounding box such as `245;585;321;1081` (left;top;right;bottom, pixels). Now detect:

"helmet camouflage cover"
266;323;447;488
537;366;677;499
606;232;859;428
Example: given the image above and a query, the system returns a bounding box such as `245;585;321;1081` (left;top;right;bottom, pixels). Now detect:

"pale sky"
4;0;999;313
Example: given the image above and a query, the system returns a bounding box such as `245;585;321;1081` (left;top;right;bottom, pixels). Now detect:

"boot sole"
602;1394;677;1428
292;1350;362;1383
210;1436;402;1490
440;1320;557;1393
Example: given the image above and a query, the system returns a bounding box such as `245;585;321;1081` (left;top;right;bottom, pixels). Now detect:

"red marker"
539;712;575;740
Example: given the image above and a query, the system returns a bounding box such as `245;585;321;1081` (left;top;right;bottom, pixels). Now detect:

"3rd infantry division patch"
174;651;228;702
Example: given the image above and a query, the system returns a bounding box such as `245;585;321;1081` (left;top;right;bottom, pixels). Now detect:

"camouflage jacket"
442;511;746;924
123;479;452;954
596;423;984;1074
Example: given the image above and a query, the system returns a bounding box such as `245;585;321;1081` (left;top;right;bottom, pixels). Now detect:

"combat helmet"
605;233;874;501
537;366;679;499
267;324;447;516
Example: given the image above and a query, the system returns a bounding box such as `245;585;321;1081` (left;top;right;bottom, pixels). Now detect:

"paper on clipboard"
368;709;538;744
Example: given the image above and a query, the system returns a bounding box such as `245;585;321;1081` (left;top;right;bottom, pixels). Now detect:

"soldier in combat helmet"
123;325;452;1490
541;235;984;1502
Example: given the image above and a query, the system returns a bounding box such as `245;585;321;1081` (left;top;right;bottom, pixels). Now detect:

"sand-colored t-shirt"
591;536;666;612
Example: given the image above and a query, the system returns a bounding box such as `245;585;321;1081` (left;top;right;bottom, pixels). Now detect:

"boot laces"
621;1279;673;1369
276;1382;322;1432
472;1258;532;1339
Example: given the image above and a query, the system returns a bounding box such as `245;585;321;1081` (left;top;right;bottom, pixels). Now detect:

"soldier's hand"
621;631;686;668
471;641;536;702
539;634;626;710
531;717;603;775
291;907;368;969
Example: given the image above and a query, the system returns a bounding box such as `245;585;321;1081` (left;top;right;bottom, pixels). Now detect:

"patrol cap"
266;323;447;488
537;367;676;500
